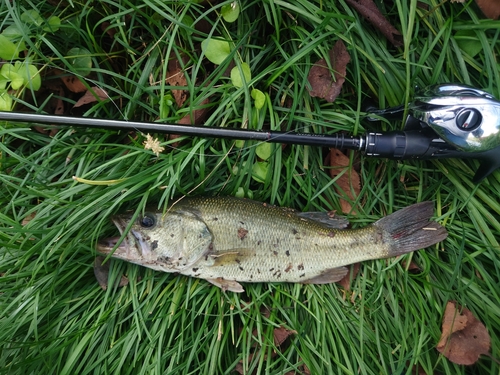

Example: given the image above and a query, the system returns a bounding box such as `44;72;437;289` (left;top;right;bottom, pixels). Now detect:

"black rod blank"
0;111;363;150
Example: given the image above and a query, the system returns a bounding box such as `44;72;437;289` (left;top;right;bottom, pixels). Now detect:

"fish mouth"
97;217;148;260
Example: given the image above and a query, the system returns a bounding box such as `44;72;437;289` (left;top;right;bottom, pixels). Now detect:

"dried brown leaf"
336;262;360;290
73;86;109;108
21;212;36;226
178;98;210;125
166;68;188;107
436;301;491;365
307;40;350;103
94;256;129;290
284;364;311;375
345;0;403;47
402;259;422;273
475;0;500;19
273;326;297;346
327;148;360;214
235;326;297;374
61;75;87;93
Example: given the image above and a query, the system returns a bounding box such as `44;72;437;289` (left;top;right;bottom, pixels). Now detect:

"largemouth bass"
97;197;447;292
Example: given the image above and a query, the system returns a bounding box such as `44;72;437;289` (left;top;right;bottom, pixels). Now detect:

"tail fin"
374;202;447;256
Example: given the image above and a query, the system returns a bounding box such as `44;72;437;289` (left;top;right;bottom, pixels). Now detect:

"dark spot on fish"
238;227;248;240
292;228;298;235
250;274;253;279
209;243;214;251
299;273;305;278
239;221;245;225
273;251;278;256
170;234;174;238
239;266;244;271
298;263;304;270
273;243;278;248
285;264;293;272
257;268;261;274
192;267;199;272
295;236;301;240
151;240;158;250
327;231;335;238
269;268;274;272
273;270;281;278
285;250;290;257
194;274;200;277
257;240;261;245
236;259;241;264
212;217;218;221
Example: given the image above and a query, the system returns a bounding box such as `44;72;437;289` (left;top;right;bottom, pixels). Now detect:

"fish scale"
98;197;447;292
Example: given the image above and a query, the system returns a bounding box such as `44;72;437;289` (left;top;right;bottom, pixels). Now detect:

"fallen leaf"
94;256;129;290
284;364;311;375
307;40;350;103
61;74;87;93
273;326;297;346
336;262;360;290
402;259;422;273
178;97;210;124
21;212;36;226
166;67;188;107
475;0;500;19
73;86;108;108
54;85;65;114
235;326;297;374
344;0;403;47
436;301;491;365
326;148;360;214
100;21;118;38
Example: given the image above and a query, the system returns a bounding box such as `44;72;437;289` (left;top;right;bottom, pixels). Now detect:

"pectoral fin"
206;277;244;293
210;249;256;266
301;267;349;284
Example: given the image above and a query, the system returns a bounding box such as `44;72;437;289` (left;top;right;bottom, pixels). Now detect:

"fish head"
96;212;160;262
97;210;213;272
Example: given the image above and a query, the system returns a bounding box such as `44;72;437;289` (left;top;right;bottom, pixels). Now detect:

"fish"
97;197;447;292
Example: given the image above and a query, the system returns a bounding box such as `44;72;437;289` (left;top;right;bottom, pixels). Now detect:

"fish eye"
140;213;156;228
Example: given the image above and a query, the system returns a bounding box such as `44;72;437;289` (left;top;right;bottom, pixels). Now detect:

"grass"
1;0;499;374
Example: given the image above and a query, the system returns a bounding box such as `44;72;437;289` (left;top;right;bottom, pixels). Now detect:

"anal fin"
206;277;244;293
301;267;349;284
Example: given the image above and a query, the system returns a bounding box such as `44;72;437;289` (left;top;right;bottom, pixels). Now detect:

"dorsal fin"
296;211;349;229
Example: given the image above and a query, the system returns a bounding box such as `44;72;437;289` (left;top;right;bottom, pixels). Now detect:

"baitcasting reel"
0;83;499;182
366;83;500;182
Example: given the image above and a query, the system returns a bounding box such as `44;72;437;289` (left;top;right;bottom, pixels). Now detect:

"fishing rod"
1;83;499;182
